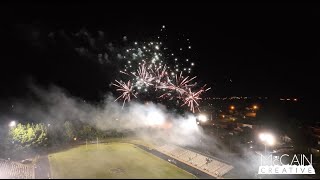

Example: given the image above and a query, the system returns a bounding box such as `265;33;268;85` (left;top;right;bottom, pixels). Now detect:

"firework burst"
132;63;155;88
112;80;137;108
111;25;210;113
170;72;197;94
181;85;211;113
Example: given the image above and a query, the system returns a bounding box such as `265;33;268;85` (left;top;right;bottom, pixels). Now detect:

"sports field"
48;142;196;179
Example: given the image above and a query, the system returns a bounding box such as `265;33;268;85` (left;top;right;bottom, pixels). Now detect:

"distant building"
245;112;256;118
308;125;320;145
236;122;259;130
307;125;320;156
280;135;292;143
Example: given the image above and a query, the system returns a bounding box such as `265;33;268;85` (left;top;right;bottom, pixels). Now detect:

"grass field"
48;142;196;179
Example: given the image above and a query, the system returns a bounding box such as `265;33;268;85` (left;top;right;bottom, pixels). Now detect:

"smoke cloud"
4;84;206;147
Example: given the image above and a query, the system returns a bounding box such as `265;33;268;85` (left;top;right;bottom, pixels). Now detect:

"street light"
259;132;275;154
9;121;16;128
230;105;235;110
253;105;258;110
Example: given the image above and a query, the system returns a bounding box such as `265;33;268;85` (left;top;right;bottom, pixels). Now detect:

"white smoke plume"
7;84;205;147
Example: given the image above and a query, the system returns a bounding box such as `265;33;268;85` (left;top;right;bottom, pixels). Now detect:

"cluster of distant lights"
204;96;269;100
280;98;298;101
219;105;259;112
204;96;298;102
112;25;210;113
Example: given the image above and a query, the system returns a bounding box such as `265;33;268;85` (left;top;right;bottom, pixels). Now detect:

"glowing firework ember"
111;26;210;113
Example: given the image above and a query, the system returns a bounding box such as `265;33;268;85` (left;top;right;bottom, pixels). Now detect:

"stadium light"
198;114;208;122
147;111;165;126
259;132;275;154
9;121;16;128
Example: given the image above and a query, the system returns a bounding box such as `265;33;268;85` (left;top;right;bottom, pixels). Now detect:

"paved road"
35;155;51;179
135;144;215;179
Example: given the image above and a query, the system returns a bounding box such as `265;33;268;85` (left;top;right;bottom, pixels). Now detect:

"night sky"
0;3;319;103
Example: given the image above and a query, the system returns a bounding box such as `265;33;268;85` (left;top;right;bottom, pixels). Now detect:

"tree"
64;121;75;141
79;124;95;140
9;123;48;150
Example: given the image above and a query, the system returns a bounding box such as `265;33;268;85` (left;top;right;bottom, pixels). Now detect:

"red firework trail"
112;80;137;108
181;85;211;113
153;64;168;90
158;72;197;96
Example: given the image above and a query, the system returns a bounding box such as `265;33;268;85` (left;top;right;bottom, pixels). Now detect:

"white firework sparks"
111;25;209;113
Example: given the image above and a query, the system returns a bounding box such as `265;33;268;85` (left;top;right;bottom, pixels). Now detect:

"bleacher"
157;144;175;153
170;147;187;158
189;155;207;167
0;159;34;179
217;164;233;177
156;144;234;178
179;150;197;162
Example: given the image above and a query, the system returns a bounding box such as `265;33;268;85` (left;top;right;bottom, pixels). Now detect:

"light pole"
229;137;232;152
